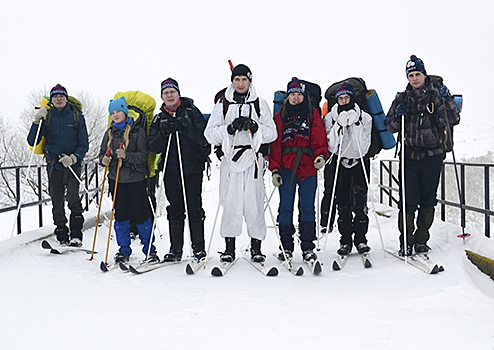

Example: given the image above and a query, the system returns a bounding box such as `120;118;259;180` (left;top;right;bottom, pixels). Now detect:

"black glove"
396;103;407;118
437;83;452;100
227;117;244;135
160;118;180;136
243;119;259;134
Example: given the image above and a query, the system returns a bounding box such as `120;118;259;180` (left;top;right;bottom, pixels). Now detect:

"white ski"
242;257;278;276
273;254;304;276
361;252;372;268
41;239;95;255
211;258;239;276
185;257;211;275
385;249;440;274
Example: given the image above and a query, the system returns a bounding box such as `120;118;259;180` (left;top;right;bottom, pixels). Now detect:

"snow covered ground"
1;162;494;350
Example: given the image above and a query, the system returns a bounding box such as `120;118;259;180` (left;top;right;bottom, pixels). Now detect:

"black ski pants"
399;154;443;213
336;159;370;248
47;164;83;228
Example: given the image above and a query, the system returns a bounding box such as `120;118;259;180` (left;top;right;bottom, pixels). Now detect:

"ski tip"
50;249;62;254
41;240;51;249
100;261;109;272
364;259;372;268
185;264;195;275
430;265;440;274
295;267;304;276
129;265;140;274
267;267;279;276
332;260;341;271
211;267;223;277
313;262;322;275
439;265;445;272
119;262;129;271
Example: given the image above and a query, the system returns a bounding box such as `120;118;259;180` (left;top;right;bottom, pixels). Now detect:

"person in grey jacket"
99;96;158;263
385;55;452;256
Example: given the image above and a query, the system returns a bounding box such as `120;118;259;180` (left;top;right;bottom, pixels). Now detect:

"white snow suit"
204;84;277;239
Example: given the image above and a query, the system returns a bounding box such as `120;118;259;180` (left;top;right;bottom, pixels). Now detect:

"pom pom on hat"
108;96;129;116
161;78;180;95
50;84;68;100
406;55;427;77
286;77;305;95
335;81;355;99
231;64;252;82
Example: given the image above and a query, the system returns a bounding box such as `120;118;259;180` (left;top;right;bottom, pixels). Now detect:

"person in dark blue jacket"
27;84;89;247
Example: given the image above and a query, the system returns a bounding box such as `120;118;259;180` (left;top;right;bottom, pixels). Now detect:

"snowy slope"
1;163;494;350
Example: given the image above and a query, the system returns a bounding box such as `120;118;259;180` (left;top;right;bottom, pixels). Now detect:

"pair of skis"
385;249;444;275
332;252;372;271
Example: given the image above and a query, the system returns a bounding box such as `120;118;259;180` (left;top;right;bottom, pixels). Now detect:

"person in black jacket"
27;84;89;247
147;78;209;262
385;55;458;256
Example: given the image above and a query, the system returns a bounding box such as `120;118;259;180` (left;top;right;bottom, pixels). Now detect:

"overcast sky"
1;0;492;129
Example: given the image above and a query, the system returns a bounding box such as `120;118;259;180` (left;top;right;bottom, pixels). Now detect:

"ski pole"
352;124;386;257
88;149;110;261
66;161;114;212
174;130;195;259
103;143;124;265
11;118;44;238
318;128;344;249
147;134;173;254
264;186;276;212
246;130;292;268
400;113;409;264
204;130;239;264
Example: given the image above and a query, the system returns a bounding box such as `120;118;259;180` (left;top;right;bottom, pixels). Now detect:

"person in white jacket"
325;82;372;256
204;64;277;263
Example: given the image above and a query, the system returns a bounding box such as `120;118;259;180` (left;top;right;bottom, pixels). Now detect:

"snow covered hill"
1;163;494;350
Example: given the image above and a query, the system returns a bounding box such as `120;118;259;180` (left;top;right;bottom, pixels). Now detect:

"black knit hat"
231;64;252;82
161;77;180;95
50;84;68;100
406;55;427;77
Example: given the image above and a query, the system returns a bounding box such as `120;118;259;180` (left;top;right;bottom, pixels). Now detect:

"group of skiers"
27;54;459;265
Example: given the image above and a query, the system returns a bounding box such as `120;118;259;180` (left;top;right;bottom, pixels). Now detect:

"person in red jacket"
269;77;328;262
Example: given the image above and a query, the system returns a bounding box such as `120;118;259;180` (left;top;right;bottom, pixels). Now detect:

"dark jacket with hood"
27;102;89;171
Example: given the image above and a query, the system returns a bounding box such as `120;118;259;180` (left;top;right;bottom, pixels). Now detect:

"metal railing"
378;159;493;238
0;162;103;234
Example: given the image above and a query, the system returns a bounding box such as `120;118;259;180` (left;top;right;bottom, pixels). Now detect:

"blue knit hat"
335;81;355;99
406;55;427;77
108;96;128;116
286;77;305;95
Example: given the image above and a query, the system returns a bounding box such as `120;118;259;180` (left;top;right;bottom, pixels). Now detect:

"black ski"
41;240;95;255
211;258;239;276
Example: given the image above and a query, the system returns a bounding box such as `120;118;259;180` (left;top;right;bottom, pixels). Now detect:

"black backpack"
325;77;382;158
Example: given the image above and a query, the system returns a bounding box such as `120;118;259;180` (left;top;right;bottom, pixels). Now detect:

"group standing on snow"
27;54;460;269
